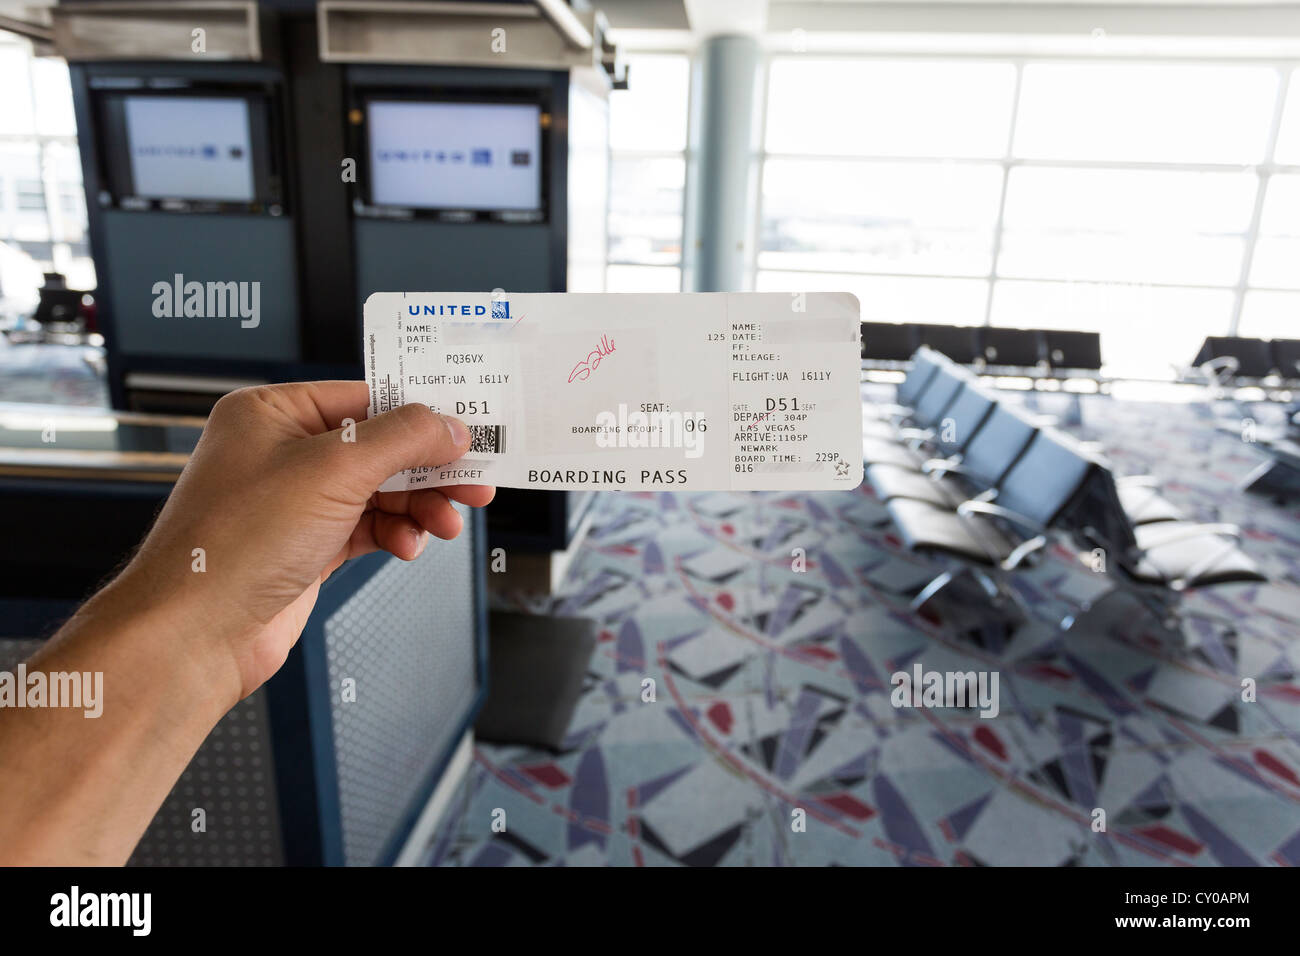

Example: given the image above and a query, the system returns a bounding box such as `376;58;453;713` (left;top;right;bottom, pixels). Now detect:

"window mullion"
983;61;1024;327
1231;66;1290;334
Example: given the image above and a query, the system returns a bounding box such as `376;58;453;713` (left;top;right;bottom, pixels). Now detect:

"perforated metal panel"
128;691;284;866
323;502;479;866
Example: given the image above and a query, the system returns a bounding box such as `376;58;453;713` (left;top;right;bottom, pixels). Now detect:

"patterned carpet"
426;389;1300;867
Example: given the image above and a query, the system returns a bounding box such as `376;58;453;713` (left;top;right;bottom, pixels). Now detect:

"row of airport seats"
1191;335;1300;387
861;322;1102;377
864;348;1265;639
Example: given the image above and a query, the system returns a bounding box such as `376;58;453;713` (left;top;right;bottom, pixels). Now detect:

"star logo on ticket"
835;460;851;478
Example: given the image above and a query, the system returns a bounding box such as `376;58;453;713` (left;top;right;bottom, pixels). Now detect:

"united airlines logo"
408;304;487;316
135;144;243;160
375;148;531;168
404;301;512;319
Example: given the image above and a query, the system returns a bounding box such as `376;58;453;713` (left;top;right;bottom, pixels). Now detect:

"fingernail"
442;415;470;447
412;529;428;557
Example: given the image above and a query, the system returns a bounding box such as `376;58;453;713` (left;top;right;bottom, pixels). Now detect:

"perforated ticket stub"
364;291;864;493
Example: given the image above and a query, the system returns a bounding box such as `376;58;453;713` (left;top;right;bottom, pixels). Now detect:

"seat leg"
909;570;956;612
911;566;1026;649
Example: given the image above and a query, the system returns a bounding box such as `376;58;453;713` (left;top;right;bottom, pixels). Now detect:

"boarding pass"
364;291;864;492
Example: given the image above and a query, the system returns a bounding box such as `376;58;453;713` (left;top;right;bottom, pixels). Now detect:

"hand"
109;380;493;705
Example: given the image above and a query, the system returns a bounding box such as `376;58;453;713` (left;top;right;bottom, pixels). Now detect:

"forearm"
0;569;241;865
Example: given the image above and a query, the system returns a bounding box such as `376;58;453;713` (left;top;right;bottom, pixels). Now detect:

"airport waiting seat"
863;362;971;467
860;321;920;363
1192;335;1275;382
885;427;1101;569
896;346;947;408
916;323;981;364
978;327;1044;369
863;345;946;425
1241;436;1300;499
1270;339;1300;381
867;354;1267;637
1044;330;1102;374
1115;477;1183;524
868;399;1033;509
869;353;1169;527
1125;522;1264;588
864;378;994;477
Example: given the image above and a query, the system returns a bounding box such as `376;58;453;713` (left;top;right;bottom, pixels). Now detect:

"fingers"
408;490;465;540
343;403;472;487
298;381;372;430
214;381;371;436
440;484;496;508
330;509;429;568
374;484;495;514
371;510;428;560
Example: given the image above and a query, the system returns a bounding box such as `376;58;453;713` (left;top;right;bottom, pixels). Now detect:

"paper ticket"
364;291;864;492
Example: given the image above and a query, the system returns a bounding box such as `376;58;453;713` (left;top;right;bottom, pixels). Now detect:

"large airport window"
1013;63;1277;165
1240;290;1300;340
756;53;1297;378
607;155;684;267
765;59;1016;159
998;166;1256;287
755;270;988;326
15;180;45;212
759;158;1003;277
606;53;688;292
0;37;91;314
1249;174;1300;290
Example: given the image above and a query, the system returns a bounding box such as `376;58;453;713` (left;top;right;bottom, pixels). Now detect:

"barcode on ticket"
468;424;507;455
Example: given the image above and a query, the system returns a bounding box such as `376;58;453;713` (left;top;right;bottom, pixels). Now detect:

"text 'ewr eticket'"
364;291;863;493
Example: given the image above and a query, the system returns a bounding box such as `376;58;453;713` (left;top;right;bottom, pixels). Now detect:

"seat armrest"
957;499;1049;538
1004;535;1049;571
921;457;967;477
895;427;934;446
1199;355;1240;387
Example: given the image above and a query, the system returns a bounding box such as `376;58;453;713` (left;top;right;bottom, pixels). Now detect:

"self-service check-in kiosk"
56;2;323;412
320;0;621;554
59;0;620;555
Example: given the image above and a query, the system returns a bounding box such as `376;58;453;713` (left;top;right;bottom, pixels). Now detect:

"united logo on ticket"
364;291;864;493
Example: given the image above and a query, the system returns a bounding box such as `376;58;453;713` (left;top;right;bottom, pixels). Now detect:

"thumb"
347;403;472;487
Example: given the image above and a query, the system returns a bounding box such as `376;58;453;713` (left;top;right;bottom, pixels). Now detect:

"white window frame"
750;49;1300;337
604;49;695;291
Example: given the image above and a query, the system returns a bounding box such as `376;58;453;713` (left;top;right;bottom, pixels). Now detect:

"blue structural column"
685;34;760;293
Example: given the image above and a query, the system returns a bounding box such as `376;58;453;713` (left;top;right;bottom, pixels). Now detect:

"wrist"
78;564;245;718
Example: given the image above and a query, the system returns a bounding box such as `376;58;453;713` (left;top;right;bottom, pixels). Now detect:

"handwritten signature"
568;334;616;383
